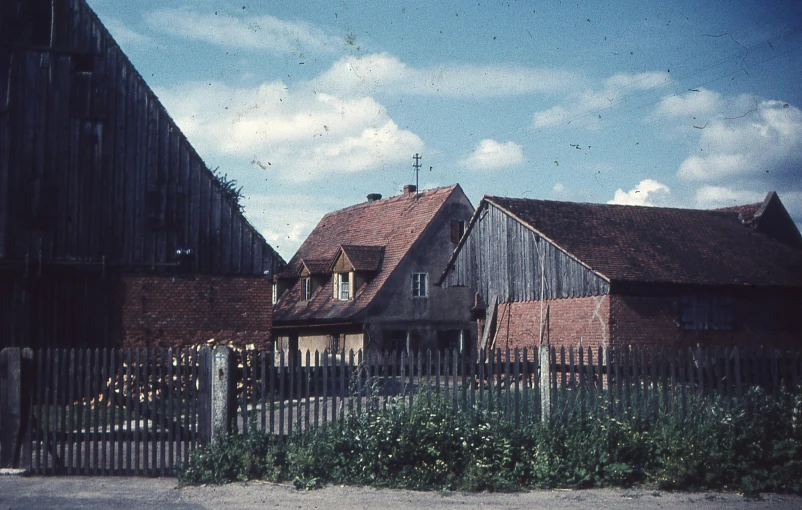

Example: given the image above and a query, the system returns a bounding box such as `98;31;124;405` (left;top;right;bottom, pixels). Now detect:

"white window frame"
301;277;311;301
411;272;428;298
272;282;278;305
338;273;350;301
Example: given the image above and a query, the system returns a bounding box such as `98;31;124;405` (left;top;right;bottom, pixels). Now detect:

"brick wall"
120;274;273;348
609;291;802;350
491;295;610;351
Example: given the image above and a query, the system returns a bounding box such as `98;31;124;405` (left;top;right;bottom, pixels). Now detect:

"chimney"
366;193;382;202
403;184;417;194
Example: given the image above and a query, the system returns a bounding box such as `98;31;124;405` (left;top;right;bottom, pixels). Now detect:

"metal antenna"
412;153;422;199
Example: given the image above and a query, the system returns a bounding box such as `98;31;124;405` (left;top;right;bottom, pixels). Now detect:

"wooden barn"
0;0;285;349
438;192;802;352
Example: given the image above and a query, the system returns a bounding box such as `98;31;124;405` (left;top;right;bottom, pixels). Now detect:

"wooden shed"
0;0;285;349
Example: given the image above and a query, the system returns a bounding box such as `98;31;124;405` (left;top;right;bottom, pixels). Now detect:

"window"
338;273;350;300
301;278;311;301
450;220;466;244
330;334;341;355
272;282;278;305
680;296;733;330
411;272;428;298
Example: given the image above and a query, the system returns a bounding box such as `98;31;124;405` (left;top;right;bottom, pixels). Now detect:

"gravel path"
1;476;800;509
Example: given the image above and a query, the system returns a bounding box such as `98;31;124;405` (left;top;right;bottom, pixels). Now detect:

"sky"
86;0;802;260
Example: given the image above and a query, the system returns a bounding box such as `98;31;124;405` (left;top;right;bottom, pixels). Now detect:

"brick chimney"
403;184;417;194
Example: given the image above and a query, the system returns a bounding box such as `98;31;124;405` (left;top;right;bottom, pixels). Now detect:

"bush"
175;386;802;495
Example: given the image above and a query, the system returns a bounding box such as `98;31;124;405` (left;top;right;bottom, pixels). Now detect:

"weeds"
176;386;802;495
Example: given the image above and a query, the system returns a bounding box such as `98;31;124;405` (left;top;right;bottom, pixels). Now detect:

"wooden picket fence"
0;347;211;476
1;345;800;476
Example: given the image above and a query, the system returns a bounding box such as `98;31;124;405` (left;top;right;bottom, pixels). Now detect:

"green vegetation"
176;387;802;496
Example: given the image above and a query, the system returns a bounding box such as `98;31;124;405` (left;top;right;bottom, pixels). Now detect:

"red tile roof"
274;185;461;322
485;196;802;287
338;245;385;272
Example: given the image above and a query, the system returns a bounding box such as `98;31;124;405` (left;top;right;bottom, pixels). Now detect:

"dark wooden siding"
443;202;610;302
0;0;283;276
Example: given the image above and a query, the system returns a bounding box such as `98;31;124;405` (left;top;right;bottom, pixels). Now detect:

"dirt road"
1;476;800;509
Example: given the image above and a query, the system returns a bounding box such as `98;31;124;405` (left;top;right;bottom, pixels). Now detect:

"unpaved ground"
1;476;800;509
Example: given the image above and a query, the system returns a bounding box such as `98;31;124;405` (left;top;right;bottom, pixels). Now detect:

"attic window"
338;273;350;300
680;296;733;331
411;272;428;298
301;278;311;301
450;220;466;244
272;282;278;305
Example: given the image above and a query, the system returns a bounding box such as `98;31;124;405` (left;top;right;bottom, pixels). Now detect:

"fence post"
0;347;33;470
1;348;21;468
212;346;237;438
197;347;212;444
539;344;551;423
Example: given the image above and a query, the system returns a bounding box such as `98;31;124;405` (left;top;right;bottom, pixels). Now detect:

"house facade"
0;0;284;349
272;185;476;359
438;192;802;352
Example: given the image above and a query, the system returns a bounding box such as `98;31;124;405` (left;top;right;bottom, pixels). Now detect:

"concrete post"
539;344;551;423
211;346;237;437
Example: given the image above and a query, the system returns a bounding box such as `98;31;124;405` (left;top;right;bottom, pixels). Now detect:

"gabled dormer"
297;258;331;302
329;245;384;301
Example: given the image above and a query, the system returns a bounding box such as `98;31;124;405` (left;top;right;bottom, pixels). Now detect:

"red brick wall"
492;296;610;351
609;292;802;350
120;274;272;348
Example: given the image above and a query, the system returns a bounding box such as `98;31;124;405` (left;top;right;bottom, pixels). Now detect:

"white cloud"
154;80;424;182
101;16;155;49
655;88;723;119
144;8;342;54
311;53;574;98
459;139;524;170
675;99;802;182
693;186;765;209
552;182;566;193
533;106;568;129
608;179;671;206
533;71;671;129
242;193;341;259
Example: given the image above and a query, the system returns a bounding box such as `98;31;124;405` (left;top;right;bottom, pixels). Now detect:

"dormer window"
301;278;311;301
338;273;350;300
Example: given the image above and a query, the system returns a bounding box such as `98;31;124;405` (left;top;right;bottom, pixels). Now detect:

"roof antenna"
412;153;422;199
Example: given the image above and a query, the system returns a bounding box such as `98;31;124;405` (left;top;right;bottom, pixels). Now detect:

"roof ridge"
485;195;758;215
319;184;458;219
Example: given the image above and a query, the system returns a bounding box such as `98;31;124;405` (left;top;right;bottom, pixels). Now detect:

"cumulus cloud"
533;71;671;129
693;186;766;208
310;53;574;98
144;8;342;54
242;193;341;258
675;99;802;182
459;139;524;170
657;91;802;226
608;179;671;206
155;80;424;182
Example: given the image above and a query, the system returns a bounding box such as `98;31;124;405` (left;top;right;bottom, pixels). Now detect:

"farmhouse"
0;0;284;349
272;184;476;358
438;192;802;352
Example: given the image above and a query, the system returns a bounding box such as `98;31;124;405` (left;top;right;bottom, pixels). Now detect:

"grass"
175;385;802;496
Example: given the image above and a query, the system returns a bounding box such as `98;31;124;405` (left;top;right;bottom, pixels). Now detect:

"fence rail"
2;345;800;476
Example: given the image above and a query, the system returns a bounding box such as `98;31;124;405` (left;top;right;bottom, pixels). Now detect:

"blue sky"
87;0;802;259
